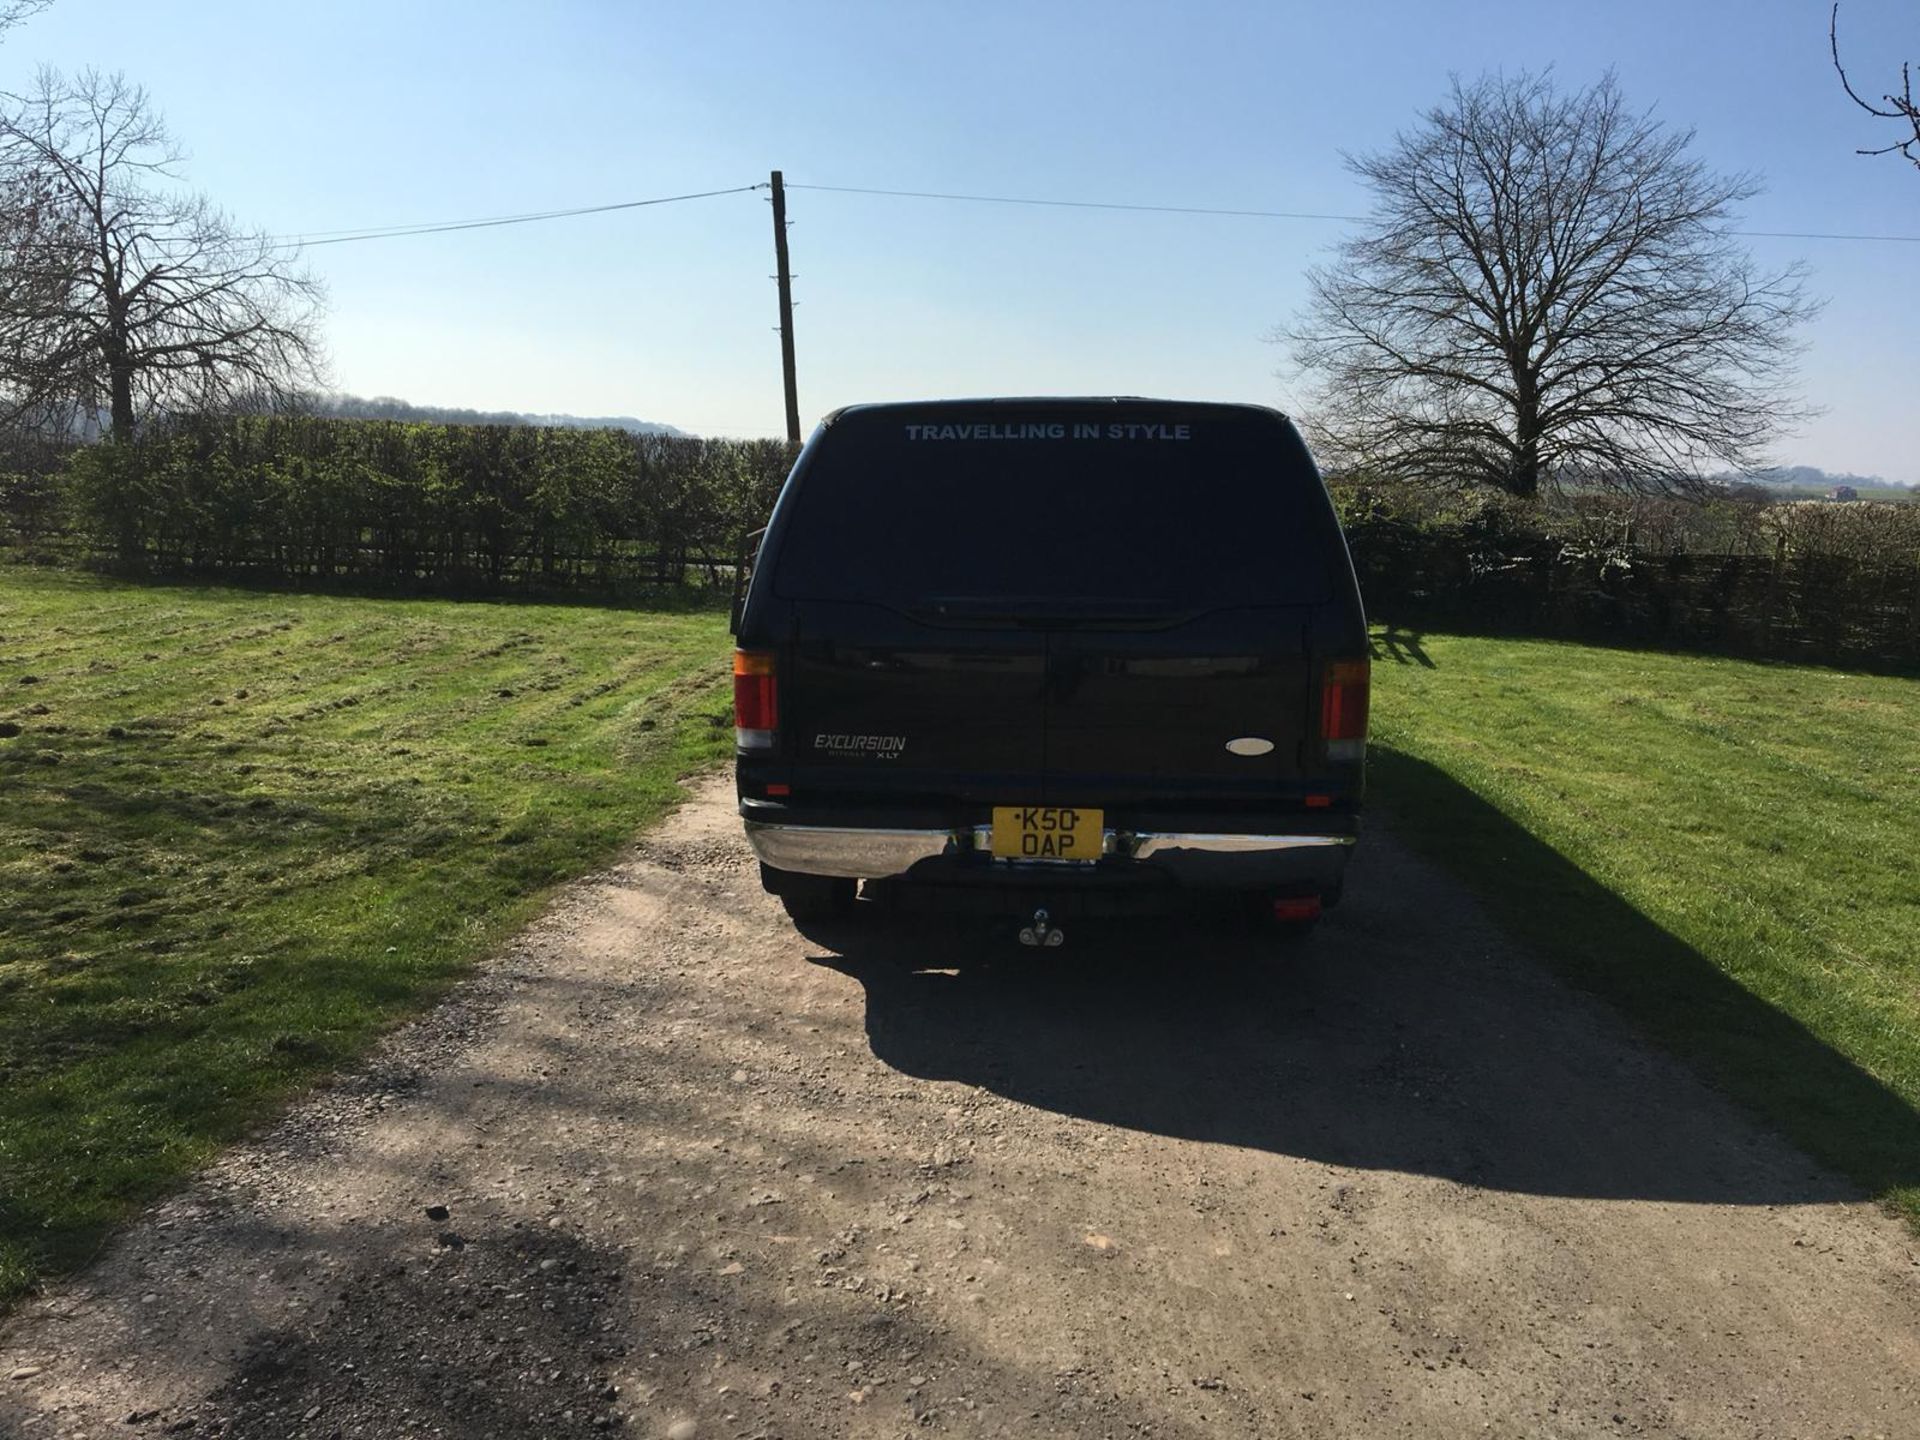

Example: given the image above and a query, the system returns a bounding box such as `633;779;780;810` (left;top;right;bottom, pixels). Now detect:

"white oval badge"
1225;737;1275;757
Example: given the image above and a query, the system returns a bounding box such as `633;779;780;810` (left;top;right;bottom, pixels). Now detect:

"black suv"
731;398;1368;940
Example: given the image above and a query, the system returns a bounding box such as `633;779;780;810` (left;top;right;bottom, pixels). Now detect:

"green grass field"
6;567;1918;1303
0;568;732;1300
1370;627;1920;1226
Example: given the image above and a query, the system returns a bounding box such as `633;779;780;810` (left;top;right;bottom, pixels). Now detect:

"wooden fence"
5;424;1917;663
1342;507;1920;665
0;416;794;593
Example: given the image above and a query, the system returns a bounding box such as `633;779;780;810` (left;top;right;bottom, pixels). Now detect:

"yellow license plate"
990;805;1104;862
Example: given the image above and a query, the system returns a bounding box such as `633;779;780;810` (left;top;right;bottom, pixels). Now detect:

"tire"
776;875;858;923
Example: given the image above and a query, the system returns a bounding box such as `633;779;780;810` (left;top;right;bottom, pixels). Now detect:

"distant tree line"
305;392;685;437
0;415;794;590
5;414;1917;662
1337;484;1920;665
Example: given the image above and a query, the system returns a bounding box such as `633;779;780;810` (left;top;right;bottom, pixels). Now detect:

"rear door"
1031;412;1335;809
782;601;1047;804
768;413;1053;805
1045;610;1313;809
764;403;1334;812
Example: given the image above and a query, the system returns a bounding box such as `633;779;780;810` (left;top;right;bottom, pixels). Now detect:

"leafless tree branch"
1831;3;1920;170
1282;71;1817;499
0;0;52;40
0;68;325;440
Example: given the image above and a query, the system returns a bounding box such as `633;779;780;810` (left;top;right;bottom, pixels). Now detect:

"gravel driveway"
4;776;1918;1439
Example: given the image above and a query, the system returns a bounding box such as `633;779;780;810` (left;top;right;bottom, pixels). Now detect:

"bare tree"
0;69;323;440
1285;72;1815;499
0;157;88;431
0;5;75;429
0;0;52;38
1831;4;1919;171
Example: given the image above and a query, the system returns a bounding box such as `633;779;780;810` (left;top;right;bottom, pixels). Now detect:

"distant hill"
1753;465;1911;493
312;393;686;437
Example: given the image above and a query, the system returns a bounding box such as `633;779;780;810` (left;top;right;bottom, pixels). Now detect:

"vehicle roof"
819;397;1292;427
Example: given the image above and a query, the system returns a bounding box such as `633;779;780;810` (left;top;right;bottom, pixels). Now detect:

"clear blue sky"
13;0;1919;480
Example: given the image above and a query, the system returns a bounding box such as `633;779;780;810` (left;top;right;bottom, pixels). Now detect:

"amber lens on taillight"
732;649;777;748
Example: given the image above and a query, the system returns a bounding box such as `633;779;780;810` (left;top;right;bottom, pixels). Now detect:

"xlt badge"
814;733;907;759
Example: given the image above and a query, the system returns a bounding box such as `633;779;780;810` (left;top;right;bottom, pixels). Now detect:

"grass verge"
1369;626;1920;1226
0;567;733;1300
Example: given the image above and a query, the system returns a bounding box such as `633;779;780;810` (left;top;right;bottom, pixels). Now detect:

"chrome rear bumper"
743;823;955;879
742;819;1355;886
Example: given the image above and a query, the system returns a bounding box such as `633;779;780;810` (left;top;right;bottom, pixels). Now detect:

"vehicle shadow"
796;751;1920;1209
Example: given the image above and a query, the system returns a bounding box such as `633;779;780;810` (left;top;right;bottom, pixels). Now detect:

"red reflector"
765;783;791;797
1321;658;1370;742
1305;794;1332;808
732;649;777;740
1273;896;1323;922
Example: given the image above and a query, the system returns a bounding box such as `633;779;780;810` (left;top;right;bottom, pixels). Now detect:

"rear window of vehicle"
772;410;1334;608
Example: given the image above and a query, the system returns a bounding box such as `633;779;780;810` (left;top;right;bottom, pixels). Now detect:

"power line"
255;176;1920;253
787;181;1365;225
789;180;1920;245
1728;227;1920;244
268;184;765;250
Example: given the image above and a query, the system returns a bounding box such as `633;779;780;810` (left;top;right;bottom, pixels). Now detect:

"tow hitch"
1018;906;1065;948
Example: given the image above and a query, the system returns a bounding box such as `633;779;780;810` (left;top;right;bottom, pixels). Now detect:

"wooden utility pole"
770;170;801;445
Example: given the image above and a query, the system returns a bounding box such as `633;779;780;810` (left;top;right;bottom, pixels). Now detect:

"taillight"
1320;657;1369;763
733;649;777;751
